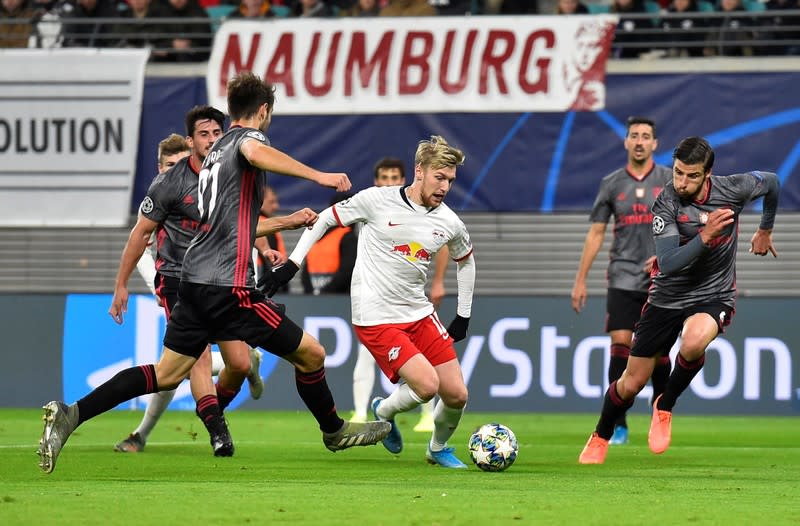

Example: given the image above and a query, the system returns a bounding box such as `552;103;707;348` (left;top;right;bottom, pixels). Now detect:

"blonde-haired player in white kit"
350;156;438;433
264;135;475;468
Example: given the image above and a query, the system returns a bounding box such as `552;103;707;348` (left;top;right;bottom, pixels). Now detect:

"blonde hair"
157;133;189;164
414;135;465;170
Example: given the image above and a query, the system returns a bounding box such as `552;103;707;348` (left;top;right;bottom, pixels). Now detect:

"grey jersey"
589;164;671;291
139;156;204;278
649;172;775;309
181;126;269;288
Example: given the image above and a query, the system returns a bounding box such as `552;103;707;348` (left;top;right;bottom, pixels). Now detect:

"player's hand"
643;255;657;274
700;208;734;243
260;248;286;266
570;282;587;313
258;260;300;297
447;315;470;343
319;173;351;192
429;280;445;308
749;228;777;258
109;287;129;324
287;208;318;230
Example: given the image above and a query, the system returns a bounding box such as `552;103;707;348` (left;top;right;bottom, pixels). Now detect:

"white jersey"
333;185;473;326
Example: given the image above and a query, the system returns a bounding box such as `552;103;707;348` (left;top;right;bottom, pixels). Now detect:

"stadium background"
0;45;798;416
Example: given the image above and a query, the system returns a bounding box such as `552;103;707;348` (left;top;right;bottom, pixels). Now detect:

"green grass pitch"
1;409;798;525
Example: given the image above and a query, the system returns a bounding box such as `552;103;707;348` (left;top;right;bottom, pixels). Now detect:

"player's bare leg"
373;355;437;455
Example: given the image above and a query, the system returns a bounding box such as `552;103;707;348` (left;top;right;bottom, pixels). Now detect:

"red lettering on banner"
219;34;262;97
440;30;477;95
305;32;342;97
208;19;616;111
344;32;393;96
519;30;554;94
480;31;515;94
265;33;296;97
399;32;433;95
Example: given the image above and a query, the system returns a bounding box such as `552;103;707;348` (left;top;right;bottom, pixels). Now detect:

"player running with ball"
264;135;476;468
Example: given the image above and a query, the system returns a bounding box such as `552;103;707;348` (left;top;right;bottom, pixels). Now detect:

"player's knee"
155;372;183;391
617;375;646;398
413;376;439;402
226;351;251;376
291;340;326;372
441;386;468;409
678;336;707;361
154;362;185;390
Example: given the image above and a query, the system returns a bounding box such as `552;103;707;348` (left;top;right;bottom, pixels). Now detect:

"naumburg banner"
207;15;618;115
0;49;149;226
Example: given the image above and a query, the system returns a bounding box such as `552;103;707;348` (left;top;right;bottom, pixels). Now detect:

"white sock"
429;400;464;452
352;344;376;419
134;389;176;441
376;383;423;420
210;351;225;376
420;398;435;417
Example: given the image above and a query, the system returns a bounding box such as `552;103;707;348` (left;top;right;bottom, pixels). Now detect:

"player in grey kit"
571;116;672;445
110;106;268;457
37;71;390;474
579;136;780;464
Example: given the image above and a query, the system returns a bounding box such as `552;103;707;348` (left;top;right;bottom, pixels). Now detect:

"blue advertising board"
62;294;279;411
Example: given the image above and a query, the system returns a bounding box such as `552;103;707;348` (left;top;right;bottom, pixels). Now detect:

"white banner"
0;49;149;227
207;15;618;115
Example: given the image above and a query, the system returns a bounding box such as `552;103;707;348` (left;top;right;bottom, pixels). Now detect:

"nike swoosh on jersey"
388;221;402;227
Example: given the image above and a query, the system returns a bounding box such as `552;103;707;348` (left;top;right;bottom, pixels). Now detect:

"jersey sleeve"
651;191;679;240
235;128;271;151
588;177;613;223
447;217;473;261
330;187;379;226
736;171;778;202
140;172;172;224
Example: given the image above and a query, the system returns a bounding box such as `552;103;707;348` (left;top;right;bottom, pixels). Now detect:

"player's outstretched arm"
240;140;351;191
256;208;318;237
259;207;340;296
109;215;159;324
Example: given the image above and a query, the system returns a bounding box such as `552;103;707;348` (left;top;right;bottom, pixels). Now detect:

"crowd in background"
1;0;799;59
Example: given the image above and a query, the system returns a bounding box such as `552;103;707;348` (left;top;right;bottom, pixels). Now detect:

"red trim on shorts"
452;248;473;262
154;275;170;320
235;288;280;328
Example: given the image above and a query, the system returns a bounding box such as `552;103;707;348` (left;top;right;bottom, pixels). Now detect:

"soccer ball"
468;423;518;472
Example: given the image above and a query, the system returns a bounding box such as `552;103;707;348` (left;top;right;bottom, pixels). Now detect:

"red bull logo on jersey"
392;241;432;263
